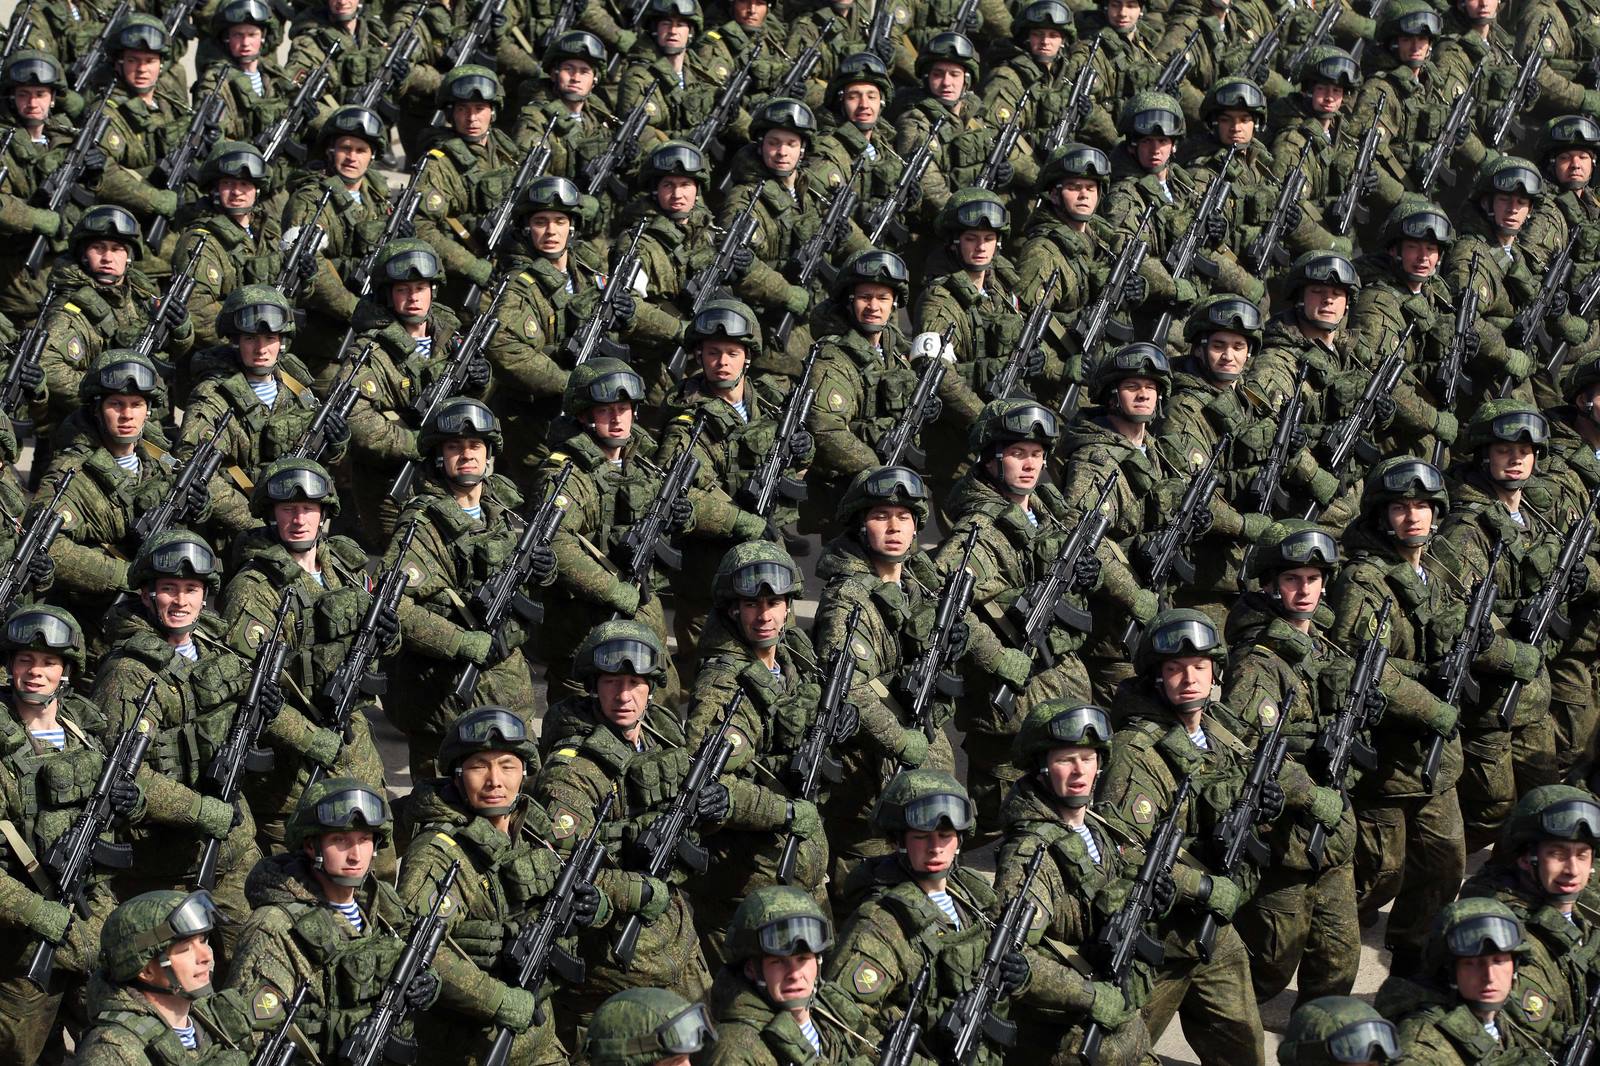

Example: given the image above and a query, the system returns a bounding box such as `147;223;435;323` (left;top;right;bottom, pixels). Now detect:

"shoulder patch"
206;265;221;286
427;148;446;159
524;316;541;339
851;960;883;995
435;832;457;849
1523;988;1547;1021
727;726;747;751
1256;698;1278;727
1131;793;1154;825
245;622;267;649
425;190;445;213
828;390;845;411
360;377;378;396
550;805;580;839
251;985;285;1022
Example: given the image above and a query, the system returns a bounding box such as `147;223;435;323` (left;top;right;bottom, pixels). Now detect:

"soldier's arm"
344;383;423;464
485;310;568;400
42;474;130;596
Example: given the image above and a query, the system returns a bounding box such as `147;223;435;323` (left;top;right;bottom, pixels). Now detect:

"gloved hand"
1152;872;1177;916
296;247;321;286
321;409;351;449
463;353;492;393
611;289;637;325
786;798;823;839
572;881;604;927
257;679;284;725
162;294;190;335
1171;277;1200;306
896;727;929;767
151;189;180;218
732;509;769;541
390;55;413;86
453;629;494;665
193;796;236;840
1453;121;1471;146
832;702;860;742
1130;588;1158;623
1281;201;1303;233
1240;512;1274;543
1072;551;1101;592
1088;981;1133;1029
1567;565;1591;602
729;245;756;278
393;215;417;240
946;620;970;660
465;257;494;288
27;549;53;590
183;478;210;521
1184;504;1213;540
783;285;811;316
1258;778;1285;822
993;647;1032;690
786;428;813;463
1359;166;1379;194
872;36;896;64
1500;349;1534;381
20;896;71;943
1306;785;1344;829
81;146;108;182
635;874;671;922
17;356;45;397
667;495;694;534
527;544;557;585
1203;212;1228;247
997;949;1029;994
306;727;343;770
988;160;1015;190
615;28;639;52
1372;391;1397;427
1363;686;1387;724
1505;638;1542;683
372;601;401;648
1120;271;1147;305
1199;874;1244;920
491;986;537;1031
1548;289;1571;319
604;579;641;615
694;782;730;826
452;918;507;969
28;208;60;237
1458;329;1482;363
922;394;944;422
108;778;141;821
1433;410;1458;444
404;970;441;1011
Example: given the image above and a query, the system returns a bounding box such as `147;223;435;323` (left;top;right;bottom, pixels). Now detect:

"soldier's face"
1394;33;1431;65
1215;109;1255;146
329;135;374;181
140;934;213;994
1204;332;1249;377
1159;656;1212;707
863;505;916;556
956;228;998;268
990;442;1044;492
1453;953;1514;1010
327;0;361;18
145;578;206;631
1114;376;1158;419
760;130;805;177
731;0;769;27
390;278;432;319
528;211;573;256
84;239;130;282
1490;191;1531;233
903;828;959;875
11;85;53;124
657;176;699;214
1521;840;1594;899
459;751;525;812
1308;83;1345;115
451;101;494;140
1554;148;1594;188
757;952;818;1004
1106;0;1142;31
842;83;883;127
1396;238;1440;279
926;62;966;102
442;438;488;481
588;399;634;444
737;595;788;645
1386;500;1434;541
117;49;161;91
1043;746;1099;801
226;24;263;62
10;650;65;699
1487;441;1535;483
1272;567;1324;616
1027;28;1065;62
597;674;651;732
1134;135;1173;172
216;175;259;211
99;394;148;441
1460;0;1499;21
1055;177;1100;218
554;59;597;100
238;332;281;372
273;502;324;545
654;16;693;53
309;830;375;883
851;283;895;327
1301;283;1348;326
697;338;747;388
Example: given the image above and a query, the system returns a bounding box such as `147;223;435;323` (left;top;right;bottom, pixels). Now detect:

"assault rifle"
1164;144;1236;284
1438;255;1482;450
949;0;981;34
877;329;950;467
354;24;416;110
1489;17;1551;147
777;604;862;883
1511;226;1576;359
569;221;647;364
197;590;292;891
161;0;201;46
26;681;155;989
349;155;432;297
1306;600;1388;869
251;981;310;1066
877;957;932;1066
993;473;1117;715
1154;27;1202;95
136;233;210;361
1121;435;1229;653
740;343;817;515
1043;39;1100;152
865;116;944;245
667;199;758;378
614;693;742;965
2;1;35;63
1071;203;1155;357
68;1;128;95
467;117;557;307
1246;140;1309;274
1560;976;1600;1066
132;410;233;540
27;94;110;273
976;87;1031;190
1311;324;1412;504
773;19;839;99
1286;0;1341;80
1197;702;1290;960
773;154;866;347
1240;6;1292;82
147;86;224;246
986;267;1057;400
618;412;704;600
1417;57;1484;192
1423;539;1501;792
1335;100;1388;233
902;526;978;747
540;0;582;50
276;187;333;301
689;41;763;156
339;861;461;1066
1351;0;1388;62
1546;265;1600;385
452;462;573;703
288;341;373;462
260;42;342;166
0;280;56;422
433;0;508;111
313;522;417;786
583;88;654;198
0;470;74;615
1498;485;1600;727
484;796;615;1066
931;849;1043;1065
1082;777;1192;1063
1245;361;1309;515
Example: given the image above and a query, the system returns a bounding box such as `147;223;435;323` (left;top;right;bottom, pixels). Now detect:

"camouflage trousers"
962;656;1092;834
1354;786;1466;977
1233;857;1360;1008
1461;714;1558;853
1550;651;1600;778
1143;921;1265;1066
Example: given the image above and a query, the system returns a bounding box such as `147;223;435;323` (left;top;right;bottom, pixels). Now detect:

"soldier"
224;778;448;1063
684;542;832;962
1433;0;1600;138
979;1;1079;134
200;0;292;147
73;890;266;1066
398;707;591;1065
512;32;617;183
822;770;1030;1066
95;14;197;242
1277;996;1401;1066
532;621;718;1045
810;53;918;242
1539;115;1600;268
283;0;411;101
171;141;291;348
615;0;735;147
704;887;848;1066
690;0;790;103
994;701;1154;1065
1102;609;1268;1065
1373;899;1552;1062
585;987;719;1066
386;398;555;779
1065;0;1173;150
0;49;75;319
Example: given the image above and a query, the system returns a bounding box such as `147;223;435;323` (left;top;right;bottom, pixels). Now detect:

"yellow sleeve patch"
428;147;446;159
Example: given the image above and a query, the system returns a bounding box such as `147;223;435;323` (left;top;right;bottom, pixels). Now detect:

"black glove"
1476;622;1497;655
26;550;53;590
527;544;557;585
373;602;401;647
872;37;896;64
1281;201;1303;233
257;680;283;725
571;882;602;928
161;296;189;335
1152;872;1177;915
1023;344;1046;376
902;182;924;213
1071;551;1101;593
695;782;730;825
989;160;1015;190
390;56;413;86
1548;289;1571;319
81;146;107;182
184;478;210;520
1372;392;1397;428
667;495;693;534
1362;686;1387;724
108;778;139;820
17;358;44;395
1359;167;1379;195
923;394;943;422
786;429;813;464
997;949;1030;994
1567;566;1590;602
1203;212;1228;247
611;289;637;325
1185;504;1213;541
946;620;971;660
463;353;492;393
1453;122;1471;146
296;249;320;285
832;701;860;742
729;245;756;278
321;409;350;448
1258;779;1285;822
1459;329;1481;361
393;215;417;240
403;971;440;1011
1120;272;1147;304
1287;423;1308;455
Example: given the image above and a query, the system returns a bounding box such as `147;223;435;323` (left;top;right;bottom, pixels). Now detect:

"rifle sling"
0;818;51;893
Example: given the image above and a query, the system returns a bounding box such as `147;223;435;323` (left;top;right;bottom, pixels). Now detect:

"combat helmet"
1360;457;1447;544
585;988;716;1066
1011;701;1113;804
100;890;219;996
873;769;976;836
574;620;669;686
1277;996;1398;1066
286;776;393;872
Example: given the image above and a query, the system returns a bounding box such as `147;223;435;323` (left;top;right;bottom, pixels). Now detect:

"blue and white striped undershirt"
462;503;483;521
798;1017;822;1055
174;1023;197;1049
30;728;64;750
244;70;264;96
174;640;198;662
1188;727;1209;750
113;453;140;474
248;378;279;407
1070;823;1101;864
331;899;364;932
926;889;961;929
414;336;432;359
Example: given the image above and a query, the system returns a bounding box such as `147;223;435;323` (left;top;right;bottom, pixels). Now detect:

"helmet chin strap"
312;849;368;889
139;953;212;1002
12;674;64;706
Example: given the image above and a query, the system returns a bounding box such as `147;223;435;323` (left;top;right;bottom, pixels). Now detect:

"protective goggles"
264;466;334;502
850;251;910;283
928;32;977;59
1109;343;1170;374
903;792;977;832
1298;254;1359;288
1444;913;1523;958
527;176;582;211
862;466;930;503
1307;53;1360;88
1549;115;1600;148
952;198;1008;231
129;890;219;954
113;21;169;53
837;51;890;78
757;915;833;956
314;786;390;831
1393;210;1454;243
756;98;814;133
328;107;386;142
1488;165;1543;198
584;369;646;404
432;402;498;438
1128;108;1184;138
1149;616;1222;657
1276;528;1339;566
1053;145;1111;180
147;539;219;579
994;403;1059;441
1391;9;1441;35
591;638;660;676
442;72;500;102
1044;704;1114;746
230;301;291;335
382;248;441;282
80;206;142;241
5;612;77;651
455;707;531;747
648;143;707;177
1199;298;1261;333
5;56;62;86
210;149;269;183
550;31;607;64
727;560;799;599
636;1003;717;1056
95;359;161;395
1484;410;1549;445
1535;797;1600;841
1210;82;1266;113
1020;0;1074;29
1324;1019;1400;1064
219;0;275;25
1379;460;1445;495
691;306;757;342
